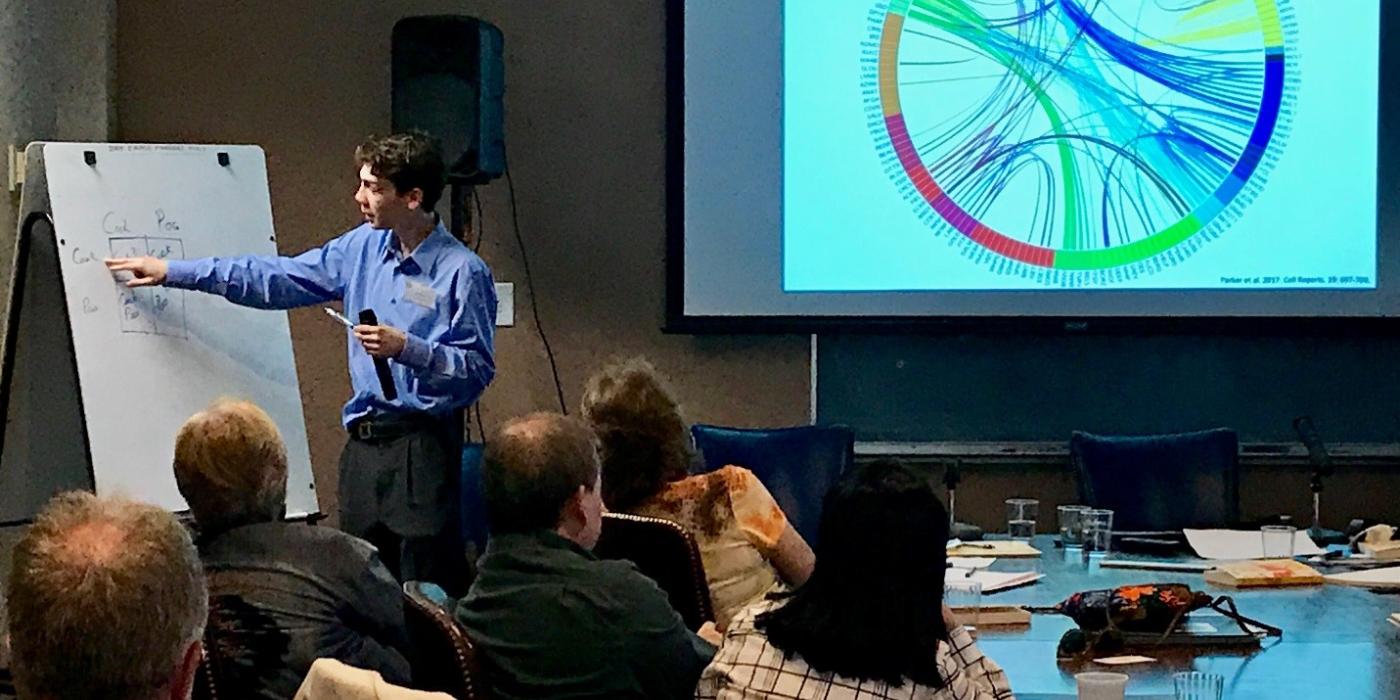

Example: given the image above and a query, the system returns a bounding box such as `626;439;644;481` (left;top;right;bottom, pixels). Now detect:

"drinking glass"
1075;671;1128;700
1261;524;1296;558
944;578;983;628
1006;497;1039;539
1173;671;1224;700
1083;508;1114;555
1059;504;1091;547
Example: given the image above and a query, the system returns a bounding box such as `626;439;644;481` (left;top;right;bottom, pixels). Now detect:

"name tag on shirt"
404;280;438;309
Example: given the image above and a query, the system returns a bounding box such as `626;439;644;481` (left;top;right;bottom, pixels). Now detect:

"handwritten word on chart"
107;229;189;339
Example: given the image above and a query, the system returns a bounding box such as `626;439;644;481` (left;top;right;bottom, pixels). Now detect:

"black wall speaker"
392;16;505;185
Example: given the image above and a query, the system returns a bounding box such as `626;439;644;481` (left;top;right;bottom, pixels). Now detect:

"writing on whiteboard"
108;234;188;338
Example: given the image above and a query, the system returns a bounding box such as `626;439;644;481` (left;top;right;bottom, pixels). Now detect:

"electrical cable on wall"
471;188;484;253
503;153;568;414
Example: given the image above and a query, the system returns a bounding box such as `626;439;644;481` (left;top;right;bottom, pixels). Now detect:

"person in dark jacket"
456;412;715;699
174;398;413;700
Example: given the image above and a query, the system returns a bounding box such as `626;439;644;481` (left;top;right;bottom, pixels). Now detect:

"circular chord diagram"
864;0;1298;284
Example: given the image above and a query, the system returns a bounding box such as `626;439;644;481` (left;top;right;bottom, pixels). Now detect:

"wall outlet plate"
495;282;514;327
8;143;25;192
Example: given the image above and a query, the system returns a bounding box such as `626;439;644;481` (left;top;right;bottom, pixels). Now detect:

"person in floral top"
581;358;815;629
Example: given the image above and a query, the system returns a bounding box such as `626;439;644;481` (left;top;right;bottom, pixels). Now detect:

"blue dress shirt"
165;220;496;426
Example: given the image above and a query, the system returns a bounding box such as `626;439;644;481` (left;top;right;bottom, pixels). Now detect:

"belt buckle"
356;422;375;441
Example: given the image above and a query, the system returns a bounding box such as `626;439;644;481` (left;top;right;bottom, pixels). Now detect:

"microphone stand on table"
1293;416;1346;545
945;459;984;541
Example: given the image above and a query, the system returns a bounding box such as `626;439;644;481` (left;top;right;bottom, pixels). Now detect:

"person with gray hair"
6;491;207;700
174;398;413;700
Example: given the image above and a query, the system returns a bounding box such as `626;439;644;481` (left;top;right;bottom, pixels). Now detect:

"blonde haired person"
581;358;815;630
175;399;413;700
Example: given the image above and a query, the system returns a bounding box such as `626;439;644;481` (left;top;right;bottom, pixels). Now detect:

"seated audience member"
7;492;208;700
174;399;413;700
456;412;715;699
697;458;1016;700
580;357;815;630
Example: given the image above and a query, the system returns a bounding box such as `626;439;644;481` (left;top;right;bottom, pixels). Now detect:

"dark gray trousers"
338;413;471;597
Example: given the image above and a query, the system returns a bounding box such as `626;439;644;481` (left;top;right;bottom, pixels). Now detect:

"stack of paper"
1203;559;1323;588
947;568;1043;592
946;540;1042;558
1359;541;1400;560
1183;529;1326;560
948;605;1031;627
947;556;995;570
1323;566;1400;589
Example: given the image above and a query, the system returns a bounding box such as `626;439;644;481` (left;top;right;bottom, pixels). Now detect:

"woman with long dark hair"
696;458;1014;699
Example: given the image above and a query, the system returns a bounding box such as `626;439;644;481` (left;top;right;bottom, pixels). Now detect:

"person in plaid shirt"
696;459;1015;700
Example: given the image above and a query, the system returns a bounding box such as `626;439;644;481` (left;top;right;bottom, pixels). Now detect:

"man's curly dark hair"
354;131;447;210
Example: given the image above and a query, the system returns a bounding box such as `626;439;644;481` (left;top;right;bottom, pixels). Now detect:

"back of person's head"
757;458;950;687
579;357;692;511
354;131;447;210
7;491;209;700
482;412;601;537
173;398;288;534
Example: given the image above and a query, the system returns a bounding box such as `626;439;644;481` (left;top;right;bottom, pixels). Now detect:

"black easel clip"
83;151;96;166
217;152;230;167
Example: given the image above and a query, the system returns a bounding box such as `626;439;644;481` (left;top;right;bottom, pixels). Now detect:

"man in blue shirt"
105;133;496;595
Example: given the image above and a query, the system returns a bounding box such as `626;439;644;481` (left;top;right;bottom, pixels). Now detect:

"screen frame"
664;0;1400;335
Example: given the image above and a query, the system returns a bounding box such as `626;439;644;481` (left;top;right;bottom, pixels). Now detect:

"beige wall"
114;1;810;520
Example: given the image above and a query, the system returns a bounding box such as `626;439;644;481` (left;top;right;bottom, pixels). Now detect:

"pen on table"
945;562;976;578
323;307;355;329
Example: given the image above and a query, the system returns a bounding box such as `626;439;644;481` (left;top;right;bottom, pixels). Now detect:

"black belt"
349;414;445;442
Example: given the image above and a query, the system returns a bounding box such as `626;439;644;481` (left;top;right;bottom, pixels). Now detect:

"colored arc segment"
905;0;1085;251
877;0;1287;270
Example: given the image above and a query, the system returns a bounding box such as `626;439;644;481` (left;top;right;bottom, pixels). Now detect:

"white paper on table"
947;557;996;569
1322;566;1400;589
948;569;1043;592
1183;528;1326;560
1094;655;1157;665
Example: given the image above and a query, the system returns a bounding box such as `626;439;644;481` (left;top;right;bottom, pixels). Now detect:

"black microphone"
1293;415;1346;544
942;459;982;541
1292;416;1333;478
359;309;397;401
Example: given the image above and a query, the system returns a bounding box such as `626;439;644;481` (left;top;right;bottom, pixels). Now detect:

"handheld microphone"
1292;416;1333;478
358;309;398;401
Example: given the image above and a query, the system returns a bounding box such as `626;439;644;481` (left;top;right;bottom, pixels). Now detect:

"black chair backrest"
1070;428;1240;531
690;424;855;547
461;442;489;557
402;581;488;700
592;512;715;631
192;644;219;700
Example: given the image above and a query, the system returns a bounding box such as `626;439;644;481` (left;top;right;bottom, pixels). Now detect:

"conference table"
970;536;1400;699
